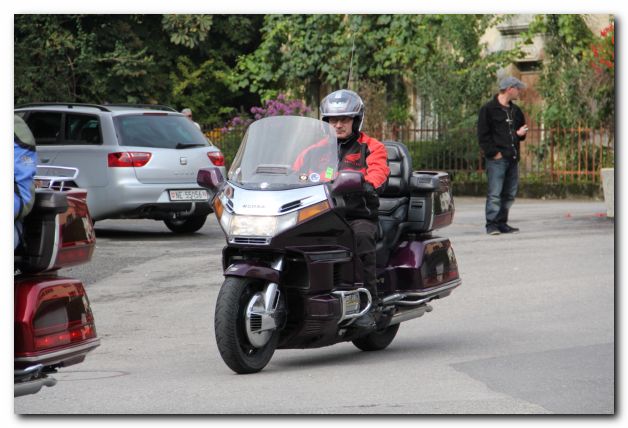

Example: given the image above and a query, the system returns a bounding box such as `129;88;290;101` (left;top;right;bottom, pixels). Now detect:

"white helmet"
320;89;365;132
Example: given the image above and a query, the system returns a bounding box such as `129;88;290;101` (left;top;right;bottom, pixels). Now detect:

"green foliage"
162;15;213;48
233;14;513;136
407;134;480;173
14;14;263;128
16;13;612;145
524;15;615;129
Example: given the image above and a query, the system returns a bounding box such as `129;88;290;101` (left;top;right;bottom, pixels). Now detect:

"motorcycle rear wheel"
214;277;279;374
352;324;400;351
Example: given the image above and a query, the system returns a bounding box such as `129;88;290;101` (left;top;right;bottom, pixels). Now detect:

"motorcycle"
14;166;100;396
197;116;460;374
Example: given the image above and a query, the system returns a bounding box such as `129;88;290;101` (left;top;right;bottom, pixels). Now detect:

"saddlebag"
377;236;460;297
14;276;100;369
15;188;95;273
406;171;455;232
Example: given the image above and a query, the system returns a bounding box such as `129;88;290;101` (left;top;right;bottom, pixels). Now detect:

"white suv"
15;103;227;233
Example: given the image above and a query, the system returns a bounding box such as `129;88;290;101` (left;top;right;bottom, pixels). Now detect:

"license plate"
344;292;361;315
168;189;209;201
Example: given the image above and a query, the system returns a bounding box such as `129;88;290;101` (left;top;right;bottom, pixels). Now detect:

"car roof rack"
15;102;113;112
104;104;178;112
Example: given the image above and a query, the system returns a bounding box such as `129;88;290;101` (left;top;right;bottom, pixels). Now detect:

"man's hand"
493;152;503;160
516;125;529;137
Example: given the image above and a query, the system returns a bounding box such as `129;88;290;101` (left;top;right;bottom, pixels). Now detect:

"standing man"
478;76;528;235
319;89;390;328
181;108;201;130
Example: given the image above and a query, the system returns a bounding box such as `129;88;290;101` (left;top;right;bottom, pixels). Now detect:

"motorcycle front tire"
214;277;279;374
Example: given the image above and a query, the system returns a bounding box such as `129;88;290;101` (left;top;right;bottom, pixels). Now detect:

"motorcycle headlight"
231;215;279;237
216;198;330;239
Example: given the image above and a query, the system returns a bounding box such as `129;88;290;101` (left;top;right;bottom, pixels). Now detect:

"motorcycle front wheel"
214;277;280;374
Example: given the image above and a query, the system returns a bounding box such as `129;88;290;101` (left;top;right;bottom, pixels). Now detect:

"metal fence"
208;125;614;184
379;125;615;183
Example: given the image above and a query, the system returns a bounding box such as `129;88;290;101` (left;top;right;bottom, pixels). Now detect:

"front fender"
224;262;280;283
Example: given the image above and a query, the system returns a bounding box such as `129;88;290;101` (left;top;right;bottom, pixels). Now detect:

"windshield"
114;114;211;149
228;116;338;190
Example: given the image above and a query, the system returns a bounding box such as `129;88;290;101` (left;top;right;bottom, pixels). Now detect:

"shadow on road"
270;332;480;373
94;227;213;241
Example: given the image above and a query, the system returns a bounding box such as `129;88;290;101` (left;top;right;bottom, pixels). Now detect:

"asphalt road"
14;197;615;414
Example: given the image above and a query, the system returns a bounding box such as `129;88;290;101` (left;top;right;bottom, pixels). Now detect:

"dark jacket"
477;95;526;160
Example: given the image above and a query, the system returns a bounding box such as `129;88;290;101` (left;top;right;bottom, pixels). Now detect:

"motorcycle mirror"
331;171;364;195
197;167;224;193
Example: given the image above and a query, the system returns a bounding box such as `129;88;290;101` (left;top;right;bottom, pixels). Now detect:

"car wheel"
163;215;207;234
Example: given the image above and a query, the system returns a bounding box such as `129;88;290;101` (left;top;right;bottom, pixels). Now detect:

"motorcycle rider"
319;89;390;328
14;115;38;250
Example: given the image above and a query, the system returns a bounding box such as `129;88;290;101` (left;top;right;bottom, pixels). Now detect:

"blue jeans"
485;157;519;228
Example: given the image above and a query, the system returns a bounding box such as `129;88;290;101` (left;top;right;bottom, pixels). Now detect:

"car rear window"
114;114;210;149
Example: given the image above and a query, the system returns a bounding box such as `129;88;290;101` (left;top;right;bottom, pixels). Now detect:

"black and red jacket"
293;132;389;220
337;132;390;220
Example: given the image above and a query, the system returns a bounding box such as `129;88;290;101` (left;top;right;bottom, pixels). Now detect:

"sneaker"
499;224;520;234
486;225;501;235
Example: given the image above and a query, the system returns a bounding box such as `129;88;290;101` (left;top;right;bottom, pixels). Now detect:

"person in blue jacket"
14;115;37;250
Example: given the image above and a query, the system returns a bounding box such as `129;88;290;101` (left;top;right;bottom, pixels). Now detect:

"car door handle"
40;158;50;164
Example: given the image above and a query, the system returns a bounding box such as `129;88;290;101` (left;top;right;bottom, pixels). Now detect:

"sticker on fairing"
309;173;321;183
325;167;334;179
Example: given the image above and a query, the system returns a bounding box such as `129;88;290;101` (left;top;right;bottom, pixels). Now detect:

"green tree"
232;14;513;133
14;14;263;128
524;14;615;128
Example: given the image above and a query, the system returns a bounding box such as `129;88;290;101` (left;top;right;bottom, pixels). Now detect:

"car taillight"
108;152;152;167
208;151;225;166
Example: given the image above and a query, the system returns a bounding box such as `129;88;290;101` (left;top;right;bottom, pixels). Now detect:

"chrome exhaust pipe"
388;304;433;326
382;278;462;308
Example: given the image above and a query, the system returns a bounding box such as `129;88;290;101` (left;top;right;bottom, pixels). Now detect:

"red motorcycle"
14;167;100;397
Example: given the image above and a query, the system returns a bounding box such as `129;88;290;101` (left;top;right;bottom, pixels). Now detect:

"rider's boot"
352;293;381;329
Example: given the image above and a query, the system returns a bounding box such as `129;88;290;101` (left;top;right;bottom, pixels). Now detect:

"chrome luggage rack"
34;165;79;190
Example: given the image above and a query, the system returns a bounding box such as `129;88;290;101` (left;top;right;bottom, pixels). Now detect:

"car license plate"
168;189;209;201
